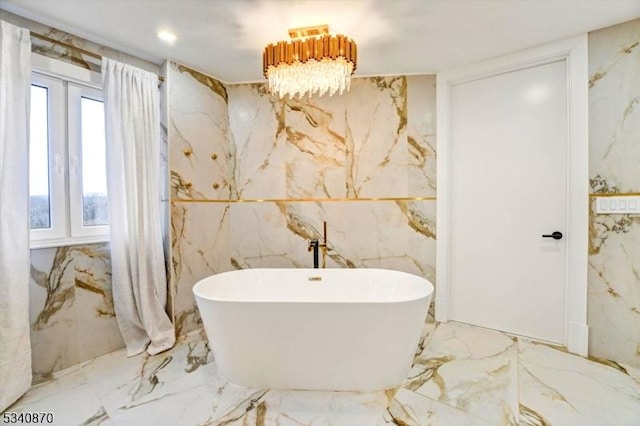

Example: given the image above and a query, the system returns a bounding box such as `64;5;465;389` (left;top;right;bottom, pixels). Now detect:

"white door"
448;60;567;344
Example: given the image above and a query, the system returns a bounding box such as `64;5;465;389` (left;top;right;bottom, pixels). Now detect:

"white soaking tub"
192;268;433;391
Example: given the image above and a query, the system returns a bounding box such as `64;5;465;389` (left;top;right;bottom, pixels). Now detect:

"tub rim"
192;268;434;304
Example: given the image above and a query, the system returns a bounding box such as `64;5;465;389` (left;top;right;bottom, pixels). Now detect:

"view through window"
80;97;108;226
29;84;51;229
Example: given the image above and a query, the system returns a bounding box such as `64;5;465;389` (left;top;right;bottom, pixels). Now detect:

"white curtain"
0;20;32;412
103;58;175;357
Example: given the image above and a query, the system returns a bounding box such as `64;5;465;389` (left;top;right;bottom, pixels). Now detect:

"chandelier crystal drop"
263;25;357;98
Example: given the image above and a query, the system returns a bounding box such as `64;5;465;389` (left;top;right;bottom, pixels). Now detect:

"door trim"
435;35;589;355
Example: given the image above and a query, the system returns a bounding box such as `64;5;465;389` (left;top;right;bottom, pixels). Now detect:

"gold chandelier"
262;25;357;98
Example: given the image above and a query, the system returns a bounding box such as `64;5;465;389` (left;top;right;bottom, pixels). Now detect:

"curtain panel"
0;20;32;412
102;58;175;357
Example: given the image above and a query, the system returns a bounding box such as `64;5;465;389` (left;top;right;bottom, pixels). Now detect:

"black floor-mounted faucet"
308;239;320;269
307;221;328;269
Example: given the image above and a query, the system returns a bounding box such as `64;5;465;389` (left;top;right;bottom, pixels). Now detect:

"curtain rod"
30;32;165;83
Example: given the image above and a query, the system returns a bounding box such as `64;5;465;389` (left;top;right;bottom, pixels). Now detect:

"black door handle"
542;231;563;240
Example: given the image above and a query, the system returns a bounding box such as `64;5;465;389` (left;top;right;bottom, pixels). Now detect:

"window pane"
81;97;108;226
29;85;51;229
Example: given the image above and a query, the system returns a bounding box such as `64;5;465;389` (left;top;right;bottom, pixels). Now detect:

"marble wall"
29;244;123;383
168;71;437;337
588;18;640;368
226;76;437;277
167;62;232;335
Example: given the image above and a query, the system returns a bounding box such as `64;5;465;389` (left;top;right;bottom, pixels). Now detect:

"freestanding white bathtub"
193;268;433;391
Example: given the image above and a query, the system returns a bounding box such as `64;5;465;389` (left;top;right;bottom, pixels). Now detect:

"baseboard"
567;322;589;356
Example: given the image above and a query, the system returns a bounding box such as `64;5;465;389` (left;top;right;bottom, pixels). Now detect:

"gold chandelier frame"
262;25;357;80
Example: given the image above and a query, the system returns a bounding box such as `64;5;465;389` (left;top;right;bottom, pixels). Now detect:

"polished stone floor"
4;321;640;425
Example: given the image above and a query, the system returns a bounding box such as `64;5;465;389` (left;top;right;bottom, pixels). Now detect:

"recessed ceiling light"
157;30;177;44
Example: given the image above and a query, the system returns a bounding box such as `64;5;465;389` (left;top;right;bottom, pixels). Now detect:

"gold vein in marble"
345;121;356;198
396;201;436;239
31;247;79;329
81;407;110;425
174;307;202;338
230;257;245;270
589;40;639;88
170;203;186;288
285;127;343;167
589;211;637;255
405;355;454;394
602;96;640;160
169;116;196;160
408;135;429;168
386;399;417;425
589;175;621;194
204;390;268;425
131;355;173;403
519;404;550;426
586;354;635;376
274;201;317;242
371;76;408;133
74;278;114;318
184;329;210;373
348;78;407;196
171;171;205;199
176;63;228;103
521;363;576;408
589;262;640;318
284;97;347;198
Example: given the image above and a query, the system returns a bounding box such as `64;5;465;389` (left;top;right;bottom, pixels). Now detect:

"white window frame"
67;83;109;238
29;72;67;243
30;53;109;248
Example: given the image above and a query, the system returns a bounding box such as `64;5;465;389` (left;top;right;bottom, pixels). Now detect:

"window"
29;70;108;247
29;84;52;230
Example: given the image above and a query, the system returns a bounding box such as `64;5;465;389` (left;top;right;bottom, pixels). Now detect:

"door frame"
435;35;589;355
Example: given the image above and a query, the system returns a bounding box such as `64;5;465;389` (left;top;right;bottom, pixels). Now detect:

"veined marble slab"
169;62;232;200
285;93;347;199
227;84;286;199
345;76;408;198
171;202;230;336
588;18;640;370
228;200;436;280
29;244;123;381
588;210;640;368
385;388;494;426
225;75;437;200
589;18;640;192
404;321;519;425
518;338;640;426
407;75;437;197
4;360;110;425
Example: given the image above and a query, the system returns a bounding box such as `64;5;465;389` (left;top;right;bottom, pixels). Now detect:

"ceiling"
1;0;639;83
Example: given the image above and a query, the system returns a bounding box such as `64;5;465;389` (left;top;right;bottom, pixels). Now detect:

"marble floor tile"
404;321;520;425
518;338;640;426
6;322;640;426
106;383;265;426
384;388;495;426
256;390;388;425
3;361;110;426
83;330;220;417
